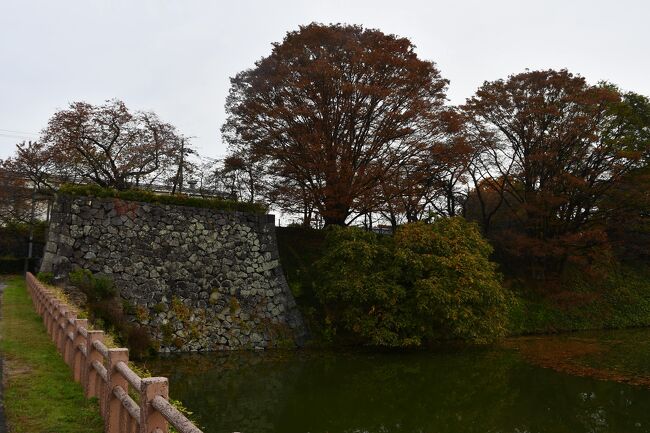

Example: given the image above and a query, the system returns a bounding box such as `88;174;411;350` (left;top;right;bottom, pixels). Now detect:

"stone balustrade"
25;272;206;433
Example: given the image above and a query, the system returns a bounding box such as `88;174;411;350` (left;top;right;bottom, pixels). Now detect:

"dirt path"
0;280;7;433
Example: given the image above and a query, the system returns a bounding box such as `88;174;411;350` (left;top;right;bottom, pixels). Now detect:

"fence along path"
25;272;204;433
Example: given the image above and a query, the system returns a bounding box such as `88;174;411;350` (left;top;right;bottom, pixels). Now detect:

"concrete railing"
25;272;204;433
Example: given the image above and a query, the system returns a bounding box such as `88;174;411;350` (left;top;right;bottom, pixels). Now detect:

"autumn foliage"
1;100;186;192
2;22;650;292
220;24;650;285
462;70;643;278
223;23;451;226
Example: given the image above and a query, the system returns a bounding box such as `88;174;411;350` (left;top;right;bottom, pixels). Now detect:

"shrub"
315;218;512;346
68;268;92;291
394;219;513;343
36;272;54;284
92;275;116;300
126;325;155;357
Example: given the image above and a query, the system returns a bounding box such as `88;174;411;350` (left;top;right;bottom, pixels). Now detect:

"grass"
507;263;650;335
0;275;104;433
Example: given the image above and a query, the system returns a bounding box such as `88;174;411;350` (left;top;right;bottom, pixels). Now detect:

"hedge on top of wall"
58;184;267;214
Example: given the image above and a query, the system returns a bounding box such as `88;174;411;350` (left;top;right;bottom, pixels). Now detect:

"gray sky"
1;0;649;161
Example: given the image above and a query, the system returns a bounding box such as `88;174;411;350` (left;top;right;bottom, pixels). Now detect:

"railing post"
105;348;129;433
30;279;38;310
26;274;33;299
35;289;41;311
40;290;51;317
72;319;88;382
63;311;77;365
47;299;59;337
53;302;62;343
44;295;53;332
56;306;70;354
40;291;47;315
85;330;105;398
27;276;34;304
139;377;169;433
54;304;65;346
40;290;48;326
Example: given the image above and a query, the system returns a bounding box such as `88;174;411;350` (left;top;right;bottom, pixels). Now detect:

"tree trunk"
323;215;347;226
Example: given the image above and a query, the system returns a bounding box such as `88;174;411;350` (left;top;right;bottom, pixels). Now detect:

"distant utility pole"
23;189;36;275
171;138;185;195
179;138;185;194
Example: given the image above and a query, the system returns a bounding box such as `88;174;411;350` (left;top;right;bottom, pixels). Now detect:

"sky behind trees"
1;0;648;161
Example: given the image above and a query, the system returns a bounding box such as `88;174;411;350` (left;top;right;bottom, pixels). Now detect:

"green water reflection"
146;338;650;433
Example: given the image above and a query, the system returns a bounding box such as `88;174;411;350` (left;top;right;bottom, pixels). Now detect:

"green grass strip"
0;275;104;433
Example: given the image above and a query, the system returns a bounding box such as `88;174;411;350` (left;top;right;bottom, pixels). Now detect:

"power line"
0;128;39;136
0;133;36;141
0;133;32;139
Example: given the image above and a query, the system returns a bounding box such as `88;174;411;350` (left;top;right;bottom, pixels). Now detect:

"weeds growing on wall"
68;269;116;301
64;269;156;358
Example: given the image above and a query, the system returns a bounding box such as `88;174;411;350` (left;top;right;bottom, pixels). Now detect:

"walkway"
0;281;7;433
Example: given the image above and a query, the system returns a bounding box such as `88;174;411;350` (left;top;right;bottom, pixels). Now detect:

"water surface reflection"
146;344;650;433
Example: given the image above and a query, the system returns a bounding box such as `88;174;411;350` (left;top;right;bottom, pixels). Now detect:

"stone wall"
40;194;307;352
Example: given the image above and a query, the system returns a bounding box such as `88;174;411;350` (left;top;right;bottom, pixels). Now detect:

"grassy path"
0;275;103;433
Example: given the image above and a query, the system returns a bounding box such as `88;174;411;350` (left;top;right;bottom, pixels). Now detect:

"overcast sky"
1;0;648;162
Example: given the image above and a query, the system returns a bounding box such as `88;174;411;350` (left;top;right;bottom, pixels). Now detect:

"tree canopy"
223;23;450;225
2;100;186;192
43;99;183;190
462;70;644;277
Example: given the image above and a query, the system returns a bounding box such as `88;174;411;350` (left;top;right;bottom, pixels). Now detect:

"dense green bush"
58;184;267;214
315;218;512;346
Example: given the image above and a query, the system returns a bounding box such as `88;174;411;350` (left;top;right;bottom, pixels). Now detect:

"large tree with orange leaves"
463;69;642;277
223;23;449;226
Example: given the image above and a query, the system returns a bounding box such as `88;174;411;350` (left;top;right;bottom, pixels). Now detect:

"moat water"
145;329;650;433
